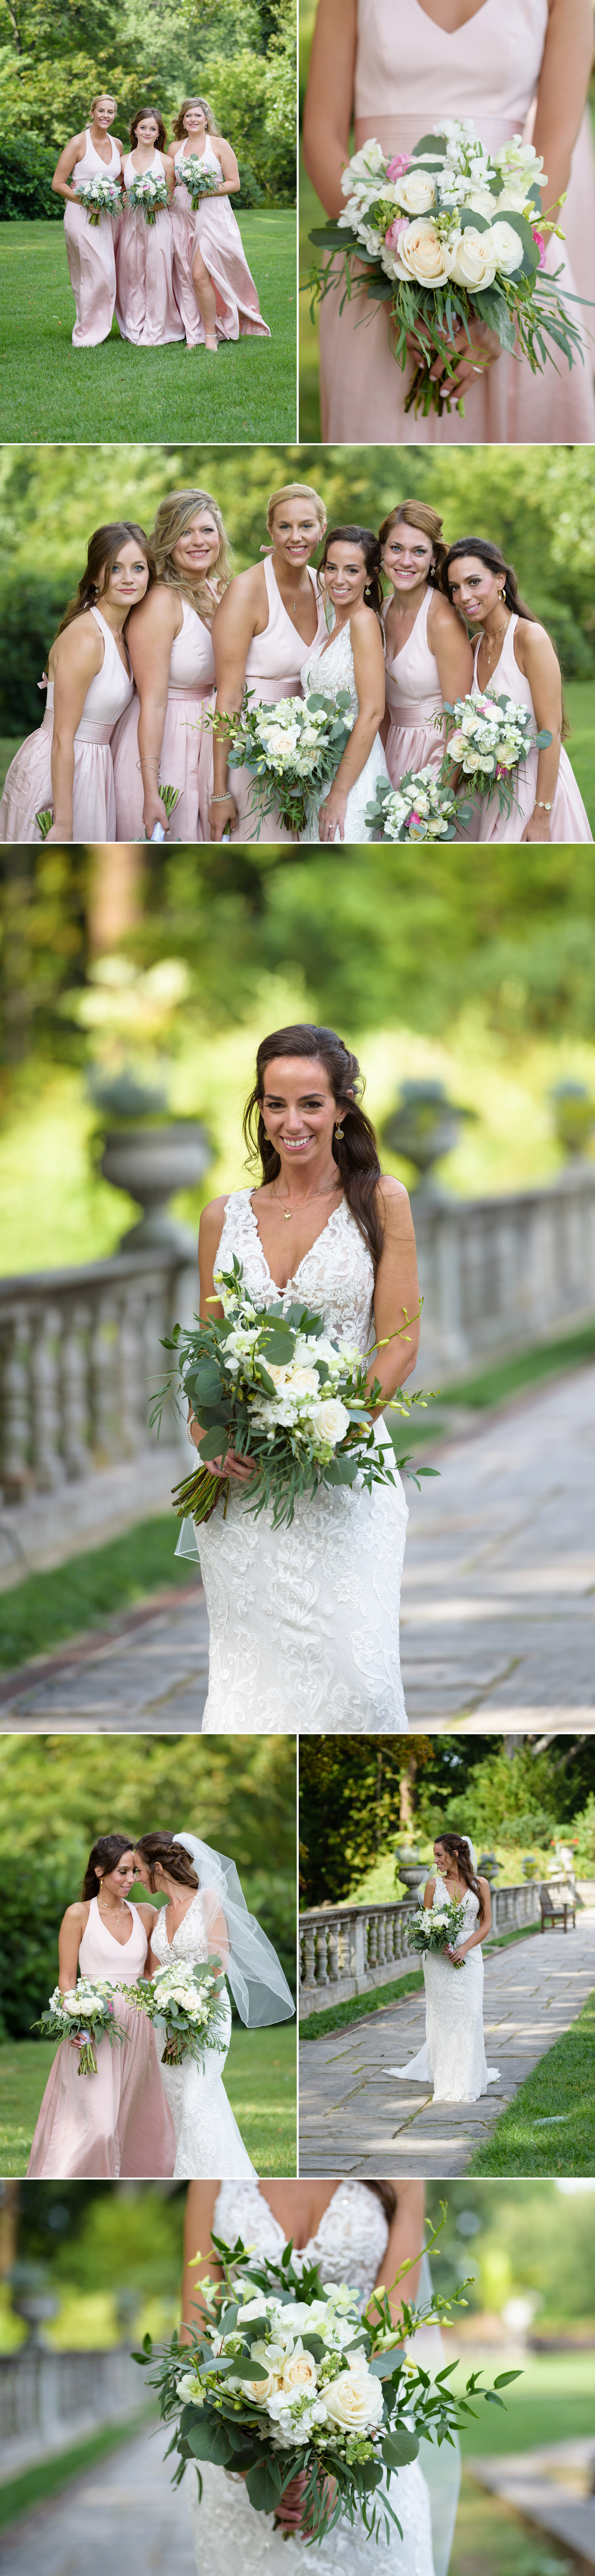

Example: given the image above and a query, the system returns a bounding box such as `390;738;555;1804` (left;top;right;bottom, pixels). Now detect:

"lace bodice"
215;1188;375;1353
301;620;361;723
213;2181;389;2297
432;1870;479;1936
152;1889;210;1968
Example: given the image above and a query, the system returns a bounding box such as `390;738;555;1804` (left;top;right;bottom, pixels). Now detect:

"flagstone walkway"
0;2422;195;2576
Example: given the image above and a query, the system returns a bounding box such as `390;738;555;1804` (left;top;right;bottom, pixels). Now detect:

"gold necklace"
481;614;510;670
98;1894;127;1921
271;1178;342;1225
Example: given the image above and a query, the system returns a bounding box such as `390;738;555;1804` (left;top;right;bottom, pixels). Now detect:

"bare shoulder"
55;611;103;666
132;583;181;631
351;604;382;637
200;1193;231;1239
135;1901;158;1929
375;1173;414;1228
427;588;459;634
515;617;552;663
62;1900;88;1926
478;1875;490;1894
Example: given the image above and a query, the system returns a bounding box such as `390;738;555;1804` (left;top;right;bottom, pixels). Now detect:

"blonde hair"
173;95;221;141
89;93;117;117
267;482;326;538
151;489;232;617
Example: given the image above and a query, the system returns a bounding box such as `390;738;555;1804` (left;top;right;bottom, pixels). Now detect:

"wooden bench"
539;1885;576;1932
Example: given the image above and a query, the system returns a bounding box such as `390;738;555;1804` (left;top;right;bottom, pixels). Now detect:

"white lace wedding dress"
389;1874;500;2105
187;2180;437;2575
152;1892;256;2179
299;622;390;841
191;1189;409;1731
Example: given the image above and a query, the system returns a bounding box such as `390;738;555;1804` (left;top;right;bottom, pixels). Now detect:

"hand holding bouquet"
75;175;121;225
134;2210;520;2544
308;121;587;417
209;688;355;839
31;1980;125;2075
152;1254;435;1534
127;170;169;223
176;157;221;210
131;1955;228;2067
407;1898;468;1966
442;691;552;819
365;766;463;841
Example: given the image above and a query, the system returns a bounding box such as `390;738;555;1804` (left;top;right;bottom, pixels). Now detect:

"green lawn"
0;2021;296;2178
0;214;296;441
452;2466;575;2576
457;2351;595;2458
392;1316;595;1457
0;1512;201;1672
468;1987;595;2178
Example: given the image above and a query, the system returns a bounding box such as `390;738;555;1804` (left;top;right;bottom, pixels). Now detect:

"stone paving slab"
466;2441;595;2565
298;1915;595;2178
0;1593;209;1731
401;1364;595;1728
0;2423;195;2576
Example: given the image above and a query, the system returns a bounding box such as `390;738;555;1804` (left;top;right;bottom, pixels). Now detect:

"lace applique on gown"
299;621;390;842
190;1190;409;1733
389;1874;500;2103
187;2181;436;2576
152;1890;255;2179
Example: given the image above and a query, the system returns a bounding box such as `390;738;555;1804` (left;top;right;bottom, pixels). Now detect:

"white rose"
489;218;524;274
280;2342;320;2397
446;728;468;759
321;2366;384;2434
464;185;497;218
393;218;453;287
241;2343;282;2405
449;227;497;289
342;140;386;193
307;1396;351;1446
288;1366;321;1398
462;747;487;773
461;713;479;737
496;181;532;213
393;168;436;216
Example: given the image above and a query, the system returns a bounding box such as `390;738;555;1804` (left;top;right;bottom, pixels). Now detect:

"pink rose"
385;215;410;249
409;810;421;826
532;229;546;265
387;153;411;180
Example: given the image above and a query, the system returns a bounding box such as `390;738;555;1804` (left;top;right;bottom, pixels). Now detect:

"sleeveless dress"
151;1888;256;2180
389;1871;500;2103
171;135;271;347
63;127;120;347
115;150;184;345
224;556;328;841
319;0;595;444
27;1898;175;2180
383;592;445;789
0;609;134;843
471;615;593;841
186;1189;409;1732
187;2181;436;2576
113;592;217;841
299;619;390;840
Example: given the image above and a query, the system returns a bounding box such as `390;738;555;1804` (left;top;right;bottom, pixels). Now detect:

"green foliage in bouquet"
210;686;355;839
131;1955;228;2068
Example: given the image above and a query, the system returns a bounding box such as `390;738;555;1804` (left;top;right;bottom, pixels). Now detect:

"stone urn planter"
100;1121;211;1255
383;1079;476;1195
393;1843;427;1894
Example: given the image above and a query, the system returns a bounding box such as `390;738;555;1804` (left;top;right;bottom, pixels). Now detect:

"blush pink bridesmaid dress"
27;1898;176;2180
471;617;593;841
225;554;328;841
113;593;217;841
170;134;271;346
115;150;184;345
63;127;121;347
383;590;445;788
0;611;134;843
319;0;595;444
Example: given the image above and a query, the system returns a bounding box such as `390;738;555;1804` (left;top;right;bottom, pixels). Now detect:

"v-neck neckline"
410;0;493;34
94;1895;135;1950
268;555;320;650
161;1890;200;1951
385;589;429;672
247;1189;346;1296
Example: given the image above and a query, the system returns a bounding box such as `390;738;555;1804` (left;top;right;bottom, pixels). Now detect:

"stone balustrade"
299;1880;541;2017
0;2344;144;2479
411;1164;595;1376
0;1252;197;1507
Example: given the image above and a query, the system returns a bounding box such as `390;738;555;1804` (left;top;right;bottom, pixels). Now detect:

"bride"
300;525;390;840
390;1834;500;2105
179;2177;460;2574
134;1829;294;2178
180;1020;420;1730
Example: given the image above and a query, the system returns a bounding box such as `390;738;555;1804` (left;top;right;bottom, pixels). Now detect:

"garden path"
0;2422;195;2576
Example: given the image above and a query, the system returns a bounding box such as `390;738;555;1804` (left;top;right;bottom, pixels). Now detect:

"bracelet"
210;793;233;804
534;801;552;812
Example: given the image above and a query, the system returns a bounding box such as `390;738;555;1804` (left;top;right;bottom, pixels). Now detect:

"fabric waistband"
41;712;113;743
385;694;442;726
354;113;522;154
167;682;214;702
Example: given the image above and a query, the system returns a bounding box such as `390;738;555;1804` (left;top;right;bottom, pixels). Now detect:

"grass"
391;1314;595;1456
468;1987;595;2178
0;1512;201;1673
0;2022;296;2179
299;1922;543;2043
565;680;595;825
457;2352;595;2459
0;2407;157;2536
0;214;296;441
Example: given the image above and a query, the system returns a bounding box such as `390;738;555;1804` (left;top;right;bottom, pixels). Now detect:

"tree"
299;1740;437;1908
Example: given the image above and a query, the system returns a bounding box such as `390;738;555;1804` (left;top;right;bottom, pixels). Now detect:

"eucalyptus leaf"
382;2430;420;2467
246;2459;284;2511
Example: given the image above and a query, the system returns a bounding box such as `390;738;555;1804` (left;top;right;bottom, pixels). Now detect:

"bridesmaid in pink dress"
379;500;473;788
115;105;184;346
0;522;153;845
52;93;123;347
444;536;593;841
28;1835;175;2180
303;0;595;443
209;482;329;844
113;488;230;841
170;97;270;350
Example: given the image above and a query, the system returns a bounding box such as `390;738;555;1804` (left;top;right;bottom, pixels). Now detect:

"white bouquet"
131;1955;228;2067
309;121;586;417
407;1898;467;1965
31;1979;125;2075
75;174;121;226
176;156;221;211
126;170;169;224
442;689;552;819
134;2213;520;2544
365;765;463;841
209;687;355;838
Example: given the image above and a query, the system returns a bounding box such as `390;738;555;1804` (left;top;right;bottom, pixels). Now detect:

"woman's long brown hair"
435;1832;485;1922
81;1833;134;1899
55;523;155;636
134;1831;199;1893
243;1023;384;1272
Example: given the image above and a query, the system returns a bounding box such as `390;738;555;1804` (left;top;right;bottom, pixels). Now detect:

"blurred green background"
299;1735;595;1909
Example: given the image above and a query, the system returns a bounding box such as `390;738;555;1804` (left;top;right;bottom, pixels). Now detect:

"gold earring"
499;586;506;601
335;1122;344;1140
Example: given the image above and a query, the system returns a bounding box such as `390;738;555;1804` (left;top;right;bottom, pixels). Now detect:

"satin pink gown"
223;555;328;841
112;592;216;841
63;127;120;347
319;0;595;444
0;610;134;844
472;617;593;841
383;590;445;788
170;134;270;346
27;1899;175;2180
115;150;184;345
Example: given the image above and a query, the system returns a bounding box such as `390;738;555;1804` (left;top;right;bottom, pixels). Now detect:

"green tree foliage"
300;1739;595;1908
0;0;295;197
0;1733;296;2032
18;2179;186;2289
299;1741;436;1908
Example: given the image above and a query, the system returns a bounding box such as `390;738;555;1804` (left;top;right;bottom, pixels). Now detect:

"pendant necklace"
271;1179;341;1224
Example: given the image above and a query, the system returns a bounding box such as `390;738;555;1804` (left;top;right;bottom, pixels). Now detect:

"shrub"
0;140;63;221
0;576;69;733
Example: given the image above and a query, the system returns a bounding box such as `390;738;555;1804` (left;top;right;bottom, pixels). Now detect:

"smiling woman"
0;521;154;843
51;93;123;347
27;1835;176;2180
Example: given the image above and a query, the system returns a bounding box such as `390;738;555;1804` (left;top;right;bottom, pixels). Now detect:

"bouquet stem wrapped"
31;1980;125;2076
176;158;221;212
126;171;169;223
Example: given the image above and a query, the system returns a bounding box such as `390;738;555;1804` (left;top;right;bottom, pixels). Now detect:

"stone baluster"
336;1917;349;1981
0;1309;31;1499
61;1301;90;1478
326;1919;339;1982
89;1287;118;1461
143;1280;176;1448
301;1925;316;1990
376;1913;386;1967
314;1924;329;1986
30;1301;63;1490
116;1286;144;1456
367;1911;377;1969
